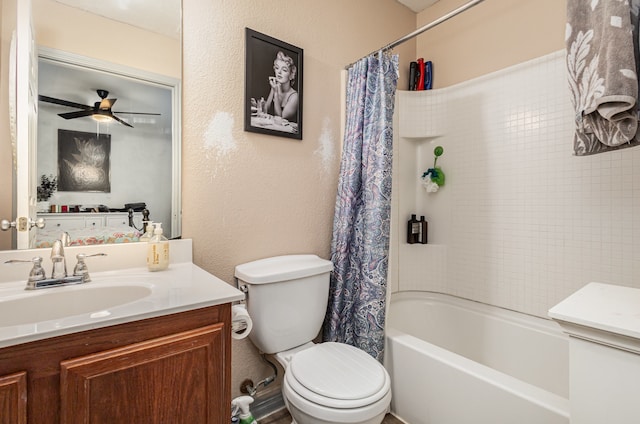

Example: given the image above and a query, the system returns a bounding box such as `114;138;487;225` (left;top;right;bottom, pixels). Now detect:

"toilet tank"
235;255;333;354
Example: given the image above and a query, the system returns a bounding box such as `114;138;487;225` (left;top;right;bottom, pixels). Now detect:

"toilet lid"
287;342;389;408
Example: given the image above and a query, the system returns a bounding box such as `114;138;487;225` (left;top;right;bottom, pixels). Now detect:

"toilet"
235;254;391;424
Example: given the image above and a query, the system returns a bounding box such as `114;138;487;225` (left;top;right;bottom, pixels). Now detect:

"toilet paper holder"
231;303;253;340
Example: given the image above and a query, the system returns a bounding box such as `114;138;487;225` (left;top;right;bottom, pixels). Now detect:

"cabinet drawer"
44;218;85;230
84;218;103;228
106;216;130;227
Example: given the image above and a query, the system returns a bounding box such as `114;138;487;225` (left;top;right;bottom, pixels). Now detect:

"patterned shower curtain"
323;52;398;362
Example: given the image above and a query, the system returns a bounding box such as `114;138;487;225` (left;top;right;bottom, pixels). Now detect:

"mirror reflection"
36;54;176;247
8;0;182;249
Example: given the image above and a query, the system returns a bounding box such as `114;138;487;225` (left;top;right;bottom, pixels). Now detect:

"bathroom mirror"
3;0;182;249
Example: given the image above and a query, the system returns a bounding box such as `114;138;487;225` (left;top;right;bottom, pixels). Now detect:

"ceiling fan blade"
58;110;95;119
111;114;134;128
39;95;92;110
112;111;161;115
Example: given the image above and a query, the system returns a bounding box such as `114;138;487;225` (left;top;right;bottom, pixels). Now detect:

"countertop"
549;282;640;340
0;240;244;348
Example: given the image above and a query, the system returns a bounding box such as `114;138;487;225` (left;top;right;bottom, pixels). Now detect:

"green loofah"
431;167;445;186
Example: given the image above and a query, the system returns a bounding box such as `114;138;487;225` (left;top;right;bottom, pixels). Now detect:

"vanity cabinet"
0;304;231;424
37;212;144;231
0;372;27;424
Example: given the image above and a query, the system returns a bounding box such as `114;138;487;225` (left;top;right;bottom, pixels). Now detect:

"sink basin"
0;285;152;326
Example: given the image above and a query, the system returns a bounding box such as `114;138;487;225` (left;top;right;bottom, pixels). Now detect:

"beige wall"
416;0;566;87
32;0;180;78
182;0;415;399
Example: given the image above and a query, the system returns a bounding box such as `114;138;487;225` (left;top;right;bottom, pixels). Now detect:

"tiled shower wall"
392;50;640;318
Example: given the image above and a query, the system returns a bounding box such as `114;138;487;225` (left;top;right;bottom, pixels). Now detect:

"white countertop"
548;282;640;350
0;240;244;348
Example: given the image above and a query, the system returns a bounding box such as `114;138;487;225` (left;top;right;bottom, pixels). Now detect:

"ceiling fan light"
92;113;113;123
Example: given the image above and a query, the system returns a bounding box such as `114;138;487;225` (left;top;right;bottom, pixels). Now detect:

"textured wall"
32;0;180;78
182;0;416;399
415;0;566;88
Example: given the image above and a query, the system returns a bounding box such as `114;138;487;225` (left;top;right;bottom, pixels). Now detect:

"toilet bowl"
234;255;392;424
276;342;391;424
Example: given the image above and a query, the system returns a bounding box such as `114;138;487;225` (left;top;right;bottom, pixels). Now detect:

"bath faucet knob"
73;253;107;283
4;256;47;289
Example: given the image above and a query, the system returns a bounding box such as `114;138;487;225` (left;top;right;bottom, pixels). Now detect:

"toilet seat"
285;342;390;409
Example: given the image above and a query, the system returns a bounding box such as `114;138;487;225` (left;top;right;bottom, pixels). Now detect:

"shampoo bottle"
416;58;425;90
147;223;169;272
407;214;420;244
420;216;428;244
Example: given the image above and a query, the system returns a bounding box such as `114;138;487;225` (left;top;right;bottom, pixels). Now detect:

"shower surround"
391;50;640;318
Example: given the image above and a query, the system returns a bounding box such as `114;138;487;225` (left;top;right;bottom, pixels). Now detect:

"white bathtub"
385;291;570;424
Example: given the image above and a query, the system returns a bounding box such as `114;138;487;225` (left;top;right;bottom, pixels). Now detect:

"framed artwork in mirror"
57;129;111;192
244;28;303;140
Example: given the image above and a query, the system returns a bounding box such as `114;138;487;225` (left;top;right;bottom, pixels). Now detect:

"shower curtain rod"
345;0;486;69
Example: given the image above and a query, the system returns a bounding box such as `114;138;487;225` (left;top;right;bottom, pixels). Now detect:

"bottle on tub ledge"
419;215;428;244
407;214;428;244
147;222;170;271
407;214;420;244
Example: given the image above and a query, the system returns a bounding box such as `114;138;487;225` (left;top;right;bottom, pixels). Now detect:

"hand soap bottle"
147;223;169;272
139;220;154;243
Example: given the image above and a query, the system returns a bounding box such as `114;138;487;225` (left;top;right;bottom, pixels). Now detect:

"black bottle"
419;216;428;244
407;214;420;244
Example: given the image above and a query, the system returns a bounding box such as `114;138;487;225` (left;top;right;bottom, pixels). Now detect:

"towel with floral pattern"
567;0;640;155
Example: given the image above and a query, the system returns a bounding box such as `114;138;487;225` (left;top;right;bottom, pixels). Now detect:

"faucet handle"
27;257;46;282
5;257;47;286
73;253;107;283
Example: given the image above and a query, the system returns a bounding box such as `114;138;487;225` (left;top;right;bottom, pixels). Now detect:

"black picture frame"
244;28;303;140
57;129;111;192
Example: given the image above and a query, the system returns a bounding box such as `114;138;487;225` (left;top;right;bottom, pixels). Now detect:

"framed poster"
58;129;111;192
245;28;303;140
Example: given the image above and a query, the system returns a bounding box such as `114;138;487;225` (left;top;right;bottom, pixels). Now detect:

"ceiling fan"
38;89;160;128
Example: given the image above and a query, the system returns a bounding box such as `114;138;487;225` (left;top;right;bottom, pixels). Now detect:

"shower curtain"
323;52;398;362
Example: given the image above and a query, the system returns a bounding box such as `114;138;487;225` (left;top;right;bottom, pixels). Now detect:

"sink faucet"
50;239;67;279
5;234;106;289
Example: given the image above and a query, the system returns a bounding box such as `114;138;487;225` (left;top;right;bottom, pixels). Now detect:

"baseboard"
252;391;287;421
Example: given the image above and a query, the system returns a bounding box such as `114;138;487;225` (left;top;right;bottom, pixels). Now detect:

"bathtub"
384;291;570;424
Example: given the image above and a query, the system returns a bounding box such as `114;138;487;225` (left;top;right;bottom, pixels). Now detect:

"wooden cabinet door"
60;324;225;424
0;371;27;424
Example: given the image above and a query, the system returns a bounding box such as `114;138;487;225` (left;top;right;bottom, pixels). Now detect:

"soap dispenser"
147;223;169;272
139;220;154;243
